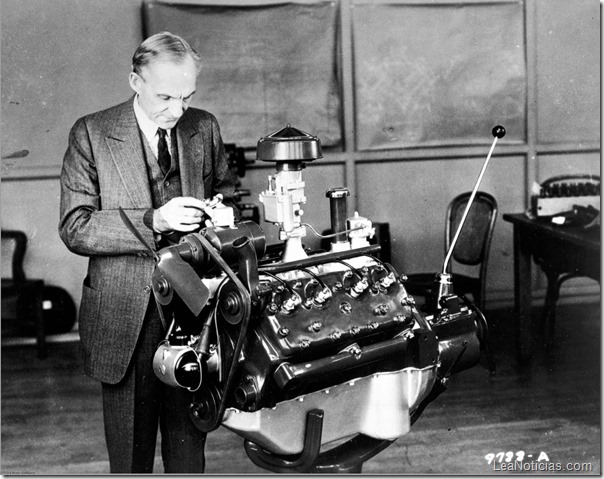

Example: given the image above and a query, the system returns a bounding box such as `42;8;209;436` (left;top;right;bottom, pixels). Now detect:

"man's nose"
168;100;186;118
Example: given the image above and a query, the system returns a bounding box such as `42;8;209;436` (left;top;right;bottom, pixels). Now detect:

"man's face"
129;56;197;130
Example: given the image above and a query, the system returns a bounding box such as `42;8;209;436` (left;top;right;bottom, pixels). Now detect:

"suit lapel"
177;112;205;199
105;100;153;208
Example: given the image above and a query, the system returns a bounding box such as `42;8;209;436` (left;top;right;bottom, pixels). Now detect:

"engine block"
233;257;434;407
124;125;491;473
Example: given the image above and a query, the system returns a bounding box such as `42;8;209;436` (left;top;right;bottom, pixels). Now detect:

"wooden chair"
404;192;498;312
1;230;47;358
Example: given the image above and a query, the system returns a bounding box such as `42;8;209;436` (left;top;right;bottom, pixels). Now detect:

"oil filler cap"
256;124;323;162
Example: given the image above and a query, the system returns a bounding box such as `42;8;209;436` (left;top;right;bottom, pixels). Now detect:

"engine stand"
244;408;393;474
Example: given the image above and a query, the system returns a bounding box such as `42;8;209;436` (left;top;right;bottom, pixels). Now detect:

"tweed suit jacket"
59;98;235;384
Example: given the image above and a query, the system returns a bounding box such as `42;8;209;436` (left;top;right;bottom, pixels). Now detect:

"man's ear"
129;72;141;93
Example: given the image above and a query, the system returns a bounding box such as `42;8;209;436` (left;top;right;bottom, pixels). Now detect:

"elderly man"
59;32;236;473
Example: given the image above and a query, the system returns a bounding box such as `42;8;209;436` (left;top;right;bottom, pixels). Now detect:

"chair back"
445;192;498;269
2;230;28;283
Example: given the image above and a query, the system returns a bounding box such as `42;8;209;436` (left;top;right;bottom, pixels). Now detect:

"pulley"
218;280;248;325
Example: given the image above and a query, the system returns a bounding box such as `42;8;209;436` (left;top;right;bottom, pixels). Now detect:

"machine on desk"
532;174;600;218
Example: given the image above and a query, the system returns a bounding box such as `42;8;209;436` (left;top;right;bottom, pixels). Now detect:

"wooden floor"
1;302;600;475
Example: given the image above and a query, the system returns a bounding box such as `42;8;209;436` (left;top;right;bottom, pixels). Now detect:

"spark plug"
313;287;332;307
349;278;369;298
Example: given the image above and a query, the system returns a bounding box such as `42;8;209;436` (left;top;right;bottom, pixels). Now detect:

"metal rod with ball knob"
432;125;506;309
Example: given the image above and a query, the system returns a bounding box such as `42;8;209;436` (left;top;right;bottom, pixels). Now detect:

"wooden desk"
503;213;600;362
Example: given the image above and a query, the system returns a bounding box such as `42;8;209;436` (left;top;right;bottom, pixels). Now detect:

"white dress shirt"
133;95;173;159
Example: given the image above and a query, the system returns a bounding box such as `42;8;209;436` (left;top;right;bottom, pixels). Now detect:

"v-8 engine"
142;125;488;473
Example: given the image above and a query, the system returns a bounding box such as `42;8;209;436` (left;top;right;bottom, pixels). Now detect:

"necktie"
157;128;171;175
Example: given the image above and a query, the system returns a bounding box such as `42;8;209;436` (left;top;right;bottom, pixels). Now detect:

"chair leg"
33;285;47;359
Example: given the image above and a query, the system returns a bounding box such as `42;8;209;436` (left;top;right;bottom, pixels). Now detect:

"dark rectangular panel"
353;2;526;150
536;0;600;144
144;1;342;148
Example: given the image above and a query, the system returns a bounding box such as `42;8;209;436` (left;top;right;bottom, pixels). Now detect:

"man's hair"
132;31;202;75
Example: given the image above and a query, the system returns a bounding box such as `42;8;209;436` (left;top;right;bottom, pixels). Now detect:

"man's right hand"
153;197;209;233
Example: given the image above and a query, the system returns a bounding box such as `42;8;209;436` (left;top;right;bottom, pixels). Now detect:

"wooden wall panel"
535;0;600;144
144;1;341;149
536;152;600;183
352;1;526;150
1;0;142;174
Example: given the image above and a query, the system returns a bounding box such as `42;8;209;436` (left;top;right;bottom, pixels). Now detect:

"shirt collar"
133;95;171;144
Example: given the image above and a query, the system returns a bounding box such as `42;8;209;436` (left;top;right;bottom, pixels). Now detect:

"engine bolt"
330;331;342;341
278;327;290;337
348;345;362;359
401;295;416;306
349;326;361;335
339;302;352;315
368;321;379;330
310;321;322;332
268;303;279;313
373;304;389;316
334;281;343;291
299;339;310;348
